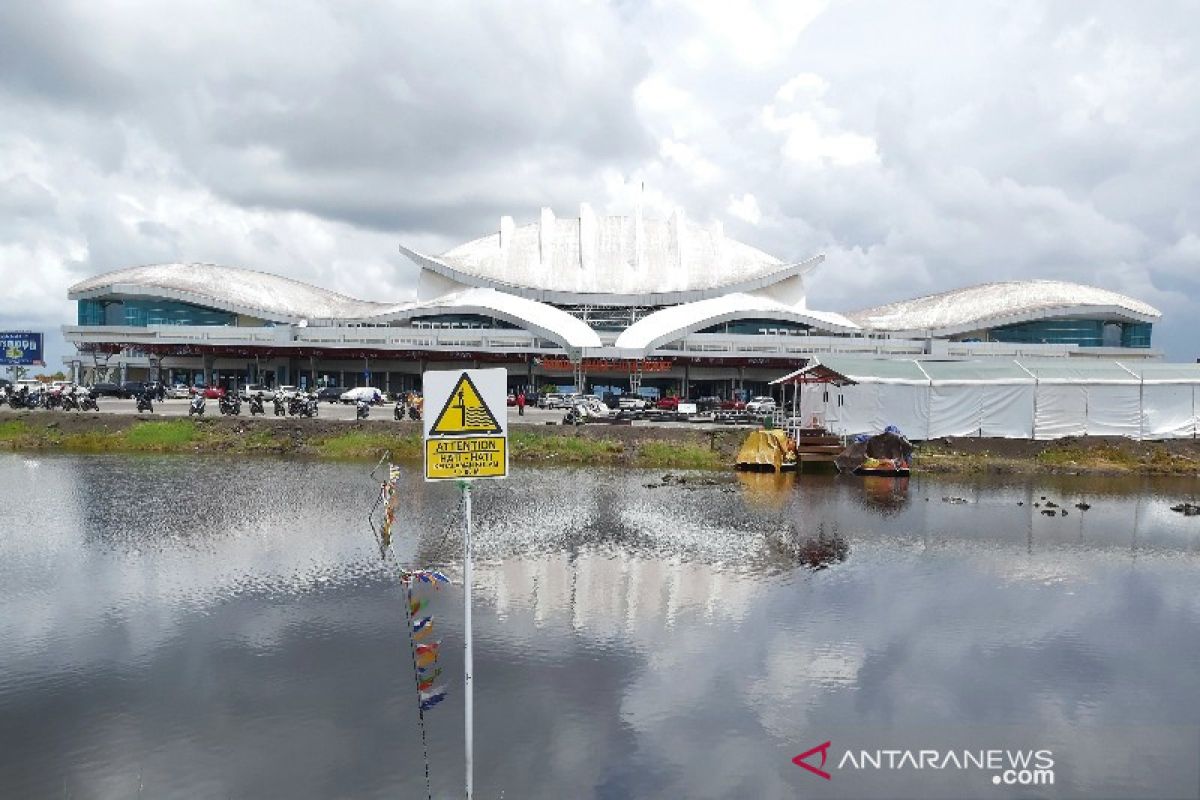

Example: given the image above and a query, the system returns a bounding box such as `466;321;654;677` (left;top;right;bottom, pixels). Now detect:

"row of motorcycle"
186;392;321;418
5;387;98;411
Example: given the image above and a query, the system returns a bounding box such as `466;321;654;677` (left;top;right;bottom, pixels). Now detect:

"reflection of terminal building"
476;551;761;637
63;204;1162;394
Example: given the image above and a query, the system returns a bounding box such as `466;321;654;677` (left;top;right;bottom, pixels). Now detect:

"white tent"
772;357;1200;440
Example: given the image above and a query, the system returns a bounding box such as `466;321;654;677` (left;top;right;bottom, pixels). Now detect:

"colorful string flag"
419;685;448;712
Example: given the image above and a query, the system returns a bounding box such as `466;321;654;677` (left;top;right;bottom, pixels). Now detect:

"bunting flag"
413;622;435;642
419;689;447;712
417;668;442;691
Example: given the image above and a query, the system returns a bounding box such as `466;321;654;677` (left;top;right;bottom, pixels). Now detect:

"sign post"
423;368;508;800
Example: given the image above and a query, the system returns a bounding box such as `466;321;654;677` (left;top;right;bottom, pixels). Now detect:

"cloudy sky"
1;0;1197;365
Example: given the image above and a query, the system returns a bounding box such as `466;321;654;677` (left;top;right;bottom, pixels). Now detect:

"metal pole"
463;480;474;800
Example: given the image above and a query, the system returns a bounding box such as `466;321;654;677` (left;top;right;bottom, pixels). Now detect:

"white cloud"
2;0;1200;361
727;193;762;225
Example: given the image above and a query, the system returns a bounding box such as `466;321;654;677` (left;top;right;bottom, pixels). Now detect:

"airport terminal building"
63;205;1163;397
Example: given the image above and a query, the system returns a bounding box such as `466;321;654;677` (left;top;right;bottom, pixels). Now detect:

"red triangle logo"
793;740;832;780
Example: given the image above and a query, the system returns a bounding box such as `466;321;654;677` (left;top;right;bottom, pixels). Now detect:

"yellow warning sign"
429;372;503;436
425;437;507;479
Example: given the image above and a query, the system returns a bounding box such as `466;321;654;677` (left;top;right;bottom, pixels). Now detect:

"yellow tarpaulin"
735;429;795;471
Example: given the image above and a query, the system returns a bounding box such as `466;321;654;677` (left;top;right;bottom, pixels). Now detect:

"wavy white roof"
848;280;1161;336
365;287;602;349
69;263;389;323
615;293;859;354
402;205;822;304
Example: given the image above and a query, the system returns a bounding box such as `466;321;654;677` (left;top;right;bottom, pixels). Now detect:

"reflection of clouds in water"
4;455;1200;797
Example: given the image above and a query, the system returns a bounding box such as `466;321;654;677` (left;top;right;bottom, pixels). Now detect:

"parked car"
719;397;746;411
745;396;777;414
618;394;648;411
166;383;191;399
539;393;574;410
119;381;149;398
239;383;272;401
316;386;343;403
89;382;122;397
274;385;300;400
202;385;227;399
656;396;682;411
340;386;382;404
695;396;723;412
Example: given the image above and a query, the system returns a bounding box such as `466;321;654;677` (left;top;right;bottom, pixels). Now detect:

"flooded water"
1;453;1198;799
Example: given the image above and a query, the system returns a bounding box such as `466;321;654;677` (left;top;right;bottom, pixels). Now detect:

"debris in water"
1040;509;1056;516
1075;502;1091;511
1169;502;1200;516
942;496;969;504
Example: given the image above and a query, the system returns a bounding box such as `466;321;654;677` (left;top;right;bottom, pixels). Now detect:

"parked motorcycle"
62;392;80;411
136;392;154;413
189;395;206;417
394;400;405;421
219;394;241;416
273;394;286;416
248;395;265;416
356;399;370;419
408;405;421;421
79;391;99;412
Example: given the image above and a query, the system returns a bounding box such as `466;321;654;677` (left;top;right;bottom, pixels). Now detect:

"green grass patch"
1037;443;1138;469
635;441;723;470
508;430;624;462
121;420;200;450
0;419;28;442
318;431;423;459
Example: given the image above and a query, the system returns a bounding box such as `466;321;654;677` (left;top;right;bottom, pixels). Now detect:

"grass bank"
5;413;1197;475
0;413;735;469
917;436;1200;476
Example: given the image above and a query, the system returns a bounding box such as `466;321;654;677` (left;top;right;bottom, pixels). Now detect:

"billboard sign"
0;332;44;366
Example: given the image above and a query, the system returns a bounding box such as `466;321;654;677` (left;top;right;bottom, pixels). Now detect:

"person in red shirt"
516;391;526;416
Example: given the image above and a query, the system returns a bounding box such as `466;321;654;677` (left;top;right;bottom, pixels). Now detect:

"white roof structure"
401;204;823;305
849;280;1161;336
615;293;858;355
364;288;602;349
69;263;390;323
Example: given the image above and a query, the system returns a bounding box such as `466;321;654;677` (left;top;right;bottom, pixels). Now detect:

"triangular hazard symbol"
430;372;502;436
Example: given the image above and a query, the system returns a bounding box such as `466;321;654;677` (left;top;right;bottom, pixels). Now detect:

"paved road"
0;397;755;430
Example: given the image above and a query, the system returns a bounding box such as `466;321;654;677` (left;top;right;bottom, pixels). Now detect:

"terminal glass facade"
77;299;235;327
988;319;1152;348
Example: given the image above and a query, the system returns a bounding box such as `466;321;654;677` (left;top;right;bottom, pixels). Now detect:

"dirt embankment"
917;436;1200;476
3;411;1199;475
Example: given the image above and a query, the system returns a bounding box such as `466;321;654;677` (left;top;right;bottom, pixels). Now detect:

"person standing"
516;391;526;417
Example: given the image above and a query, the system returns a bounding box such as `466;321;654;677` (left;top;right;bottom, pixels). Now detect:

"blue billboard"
0;332;44;366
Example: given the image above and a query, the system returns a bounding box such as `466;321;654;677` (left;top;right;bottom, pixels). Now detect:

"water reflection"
0;454;1198;799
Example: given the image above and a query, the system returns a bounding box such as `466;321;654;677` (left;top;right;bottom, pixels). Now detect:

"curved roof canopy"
362;288;602;350
401;205;823;305
848;280;1160;337
69;263;389;323
614;293;859;355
